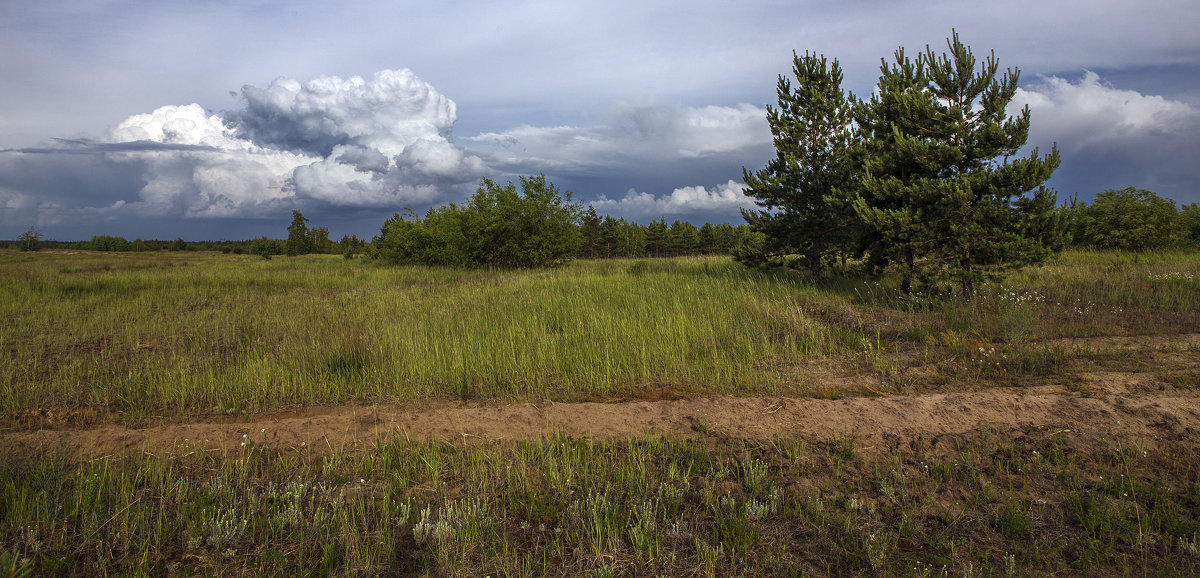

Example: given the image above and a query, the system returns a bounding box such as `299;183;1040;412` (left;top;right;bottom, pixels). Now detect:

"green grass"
3;249;1199;420
2;429;1197;576
1;252;862;417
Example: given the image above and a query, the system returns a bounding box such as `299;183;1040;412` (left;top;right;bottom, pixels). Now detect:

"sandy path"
6;385;1200;460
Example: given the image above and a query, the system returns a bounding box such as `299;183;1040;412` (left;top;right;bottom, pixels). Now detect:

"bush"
249;236;284;259
1073;188;1184;251
375;176;582;268
90;235;131;252
1180;203;1200;246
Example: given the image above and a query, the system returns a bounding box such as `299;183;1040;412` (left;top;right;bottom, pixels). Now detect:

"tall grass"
2;248;1197;418
0;252;861;416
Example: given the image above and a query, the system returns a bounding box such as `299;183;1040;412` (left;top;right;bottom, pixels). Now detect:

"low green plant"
5;429;1199;575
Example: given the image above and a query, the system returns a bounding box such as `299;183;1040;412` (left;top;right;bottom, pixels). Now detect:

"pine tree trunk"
901;246;914;294
809;239;824;280
961;246;974;299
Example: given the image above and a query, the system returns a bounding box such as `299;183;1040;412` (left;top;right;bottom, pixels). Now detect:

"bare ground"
5;384;1199;461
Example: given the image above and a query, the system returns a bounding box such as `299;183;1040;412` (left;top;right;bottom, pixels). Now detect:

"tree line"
369;176;756;266
7;177;757;263
8;184;1198;260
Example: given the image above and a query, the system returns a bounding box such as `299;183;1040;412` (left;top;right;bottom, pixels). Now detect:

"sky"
1;1;1198;241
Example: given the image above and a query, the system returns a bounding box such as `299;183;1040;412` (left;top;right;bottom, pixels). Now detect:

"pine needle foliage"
740;52;858;279
853;31;1067;296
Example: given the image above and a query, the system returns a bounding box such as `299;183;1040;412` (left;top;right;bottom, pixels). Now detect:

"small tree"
17;227;41;252
741;51;858;279
1180;203;1200;247
307;226;333;254
286;210;312;256
854;31;1065;296
339;234;368;259
644;219;669;257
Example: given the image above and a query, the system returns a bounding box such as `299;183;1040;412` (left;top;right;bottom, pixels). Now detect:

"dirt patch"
5;385;1199;461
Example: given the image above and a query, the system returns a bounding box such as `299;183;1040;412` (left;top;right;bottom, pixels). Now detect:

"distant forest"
5;210;758;260
6;186;1200;261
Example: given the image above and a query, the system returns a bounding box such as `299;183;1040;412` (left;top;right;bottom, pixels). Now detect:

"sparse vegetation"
2;428;1198;575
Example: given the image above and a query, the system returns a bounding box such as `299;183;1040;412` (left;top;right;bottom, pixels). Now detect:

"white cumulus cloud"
86;69;487;219
232;69;458;157
1014;71;1196;149
100;103;313;218
1013;71;1200;197
590;180;755;218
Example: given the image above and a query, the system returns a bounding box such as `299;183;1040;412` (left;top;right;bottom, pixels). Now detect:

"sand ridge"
6;384;1199;460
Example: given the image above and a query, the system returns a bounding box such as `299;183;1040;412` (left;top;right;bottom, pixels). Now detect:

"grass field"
3;249;1197;419
2;249;1199;575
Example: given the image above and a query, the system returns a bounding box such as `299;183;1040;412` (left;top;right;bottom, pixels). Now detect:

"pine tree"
645;219;669;257
286;210;312;256
579;205;602;259
668;220;700;256
741;51;857;279
854;31;1065;296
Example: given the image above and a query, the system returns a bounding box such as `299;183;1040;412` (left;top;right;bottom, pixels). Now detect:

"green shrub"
1073;188;1185;250
374;175;582;268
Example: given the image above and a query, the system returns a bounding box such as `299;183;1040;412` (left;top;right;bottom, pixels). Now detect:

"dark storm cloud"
226;70;458;158
3;139;222;155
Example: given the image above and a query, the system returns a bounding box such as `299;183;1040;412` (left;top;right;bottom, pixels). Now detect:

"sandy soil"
5;382;1198;461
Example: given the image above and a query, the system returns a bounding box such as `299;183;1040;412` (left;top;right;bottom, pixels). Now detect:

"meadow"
3;249;1198;420
2;248;1199;575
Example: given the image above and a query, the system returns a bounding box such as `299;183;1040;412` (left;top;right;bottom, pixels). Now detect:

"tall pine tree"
740;52;857;279
854;31;1065;296
286;210;312;256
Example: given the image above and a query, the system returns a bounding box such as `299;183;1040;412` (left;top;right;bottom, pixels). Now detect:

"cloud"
229;70;458;158
1013;72;1200;201
590;180;755;219
1014;71;1195;148
96;103;314;218
0;69;490;232
468;103;770;174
